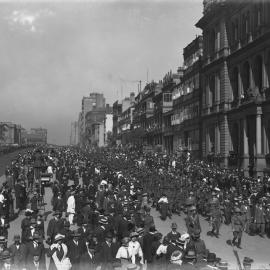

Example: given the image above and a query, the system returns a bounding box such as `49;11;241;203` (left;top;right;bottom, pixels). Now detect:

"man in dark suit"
15;179;27;212
99;232;115;270
94;218;108;243
8;235;27;269
46;211;63;244
21;210;32;243
67;230;85;269
25;219;43;242
78;221;91;241
25;232;46;269
26;249;46;270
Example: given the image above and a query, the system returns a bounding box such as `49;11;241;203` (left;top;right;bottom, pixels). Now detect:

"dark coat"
25;241;46;268
47;218;64;241
79;250;97;270
21;217;31;243
67;239;85;268
8;243;27;268
15;183;27;210
99;242;114;270
26;260;46;270
143;232;156;263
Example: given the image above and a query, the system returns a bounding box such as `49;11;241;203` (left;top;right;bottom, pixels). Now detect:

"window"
256;6;262;27
245;12;250;34
232;20;239;42
163;93;172;102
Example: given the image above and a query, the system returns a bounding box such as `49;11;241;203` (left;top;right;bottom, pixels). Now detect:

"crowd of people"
0;145;267;269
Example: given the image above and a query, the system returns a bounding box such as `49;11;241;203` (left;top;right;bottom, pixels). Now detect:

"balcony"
162;101;173;113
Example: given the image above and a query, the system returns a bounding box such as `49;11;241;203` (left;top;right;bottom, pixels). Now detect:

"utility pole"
139;80;142;92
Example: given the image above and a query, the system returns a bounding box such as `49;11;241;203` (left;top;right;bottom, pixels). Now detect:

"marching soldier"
231;208;244;249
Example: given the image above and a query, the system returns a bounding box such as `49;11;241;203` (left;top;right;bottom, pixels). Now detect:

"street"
2;171;269;270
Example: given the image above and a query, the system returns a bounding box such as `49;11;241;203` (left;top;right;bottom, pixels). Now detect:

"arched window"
254;55;263;91
242;61;250;92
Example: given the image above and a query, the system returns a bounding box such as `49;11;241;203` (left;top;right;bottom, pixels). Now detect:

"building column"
255;112;266;176
256;114;262;155
243;118;248;155
237;66;242;102
215;123;220;153
205;128;209;154
242;117;249;176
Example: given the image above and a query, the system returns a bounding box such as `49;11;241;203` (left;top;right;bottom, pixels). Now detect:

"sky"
0;0;203;145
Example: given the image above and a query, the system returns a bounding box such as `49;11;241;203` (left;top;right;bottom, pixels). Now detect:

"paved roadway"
0;165;269;269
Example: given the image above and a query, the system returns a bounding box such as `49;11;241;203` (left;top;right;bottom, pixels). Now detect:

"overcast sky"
0;0;202;145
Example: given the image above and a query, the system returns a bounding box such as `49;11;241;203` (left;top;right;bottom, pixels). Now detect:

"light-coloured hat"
54;234;65;241
171;250;183;261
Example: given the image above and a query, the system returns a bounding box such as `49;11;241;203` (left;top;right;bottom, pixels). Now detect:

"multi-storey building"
112;101;122;145
112;93;135;145
0;122;22;145
21;127;47;145
172;37;202;158
133;82;157;145
78;92;106;146
196;0;270;175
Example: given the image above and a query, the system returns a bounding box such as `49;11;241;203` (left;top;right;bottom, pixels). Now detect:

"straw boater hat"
0;250;12;261
54;234;65;242
217;261;228;270
130;232;139;238
126;264;137;270
185;250;196;260
171;250;183;261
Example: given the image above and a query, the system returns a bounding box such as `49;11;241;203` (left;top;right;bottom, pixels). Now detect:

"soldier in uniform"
231;208;244;248
209;193;222;238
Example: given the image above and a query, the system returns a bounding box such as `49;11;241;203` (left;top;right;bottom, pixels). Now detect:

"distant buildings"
73;92;113;147
21;128;47;145
70;121;79;146
0;122;22;145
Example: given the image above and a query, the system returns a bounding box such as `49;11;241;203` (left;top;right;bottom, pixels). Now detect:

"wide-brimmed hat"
188;205;196;211
25;209;33;216
126;263;137;270
243;257;253;265
130;232;139;238
136;228;144;236
207;253;217;263
176;237;185;248
53;210;62;216
99;217;108;225
181;233;190;241
217;261;228;270
0;250;12;261
54;234;65;242
171;250;183;261
71;230;81;237
185;250;196;260
0;236;7;243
